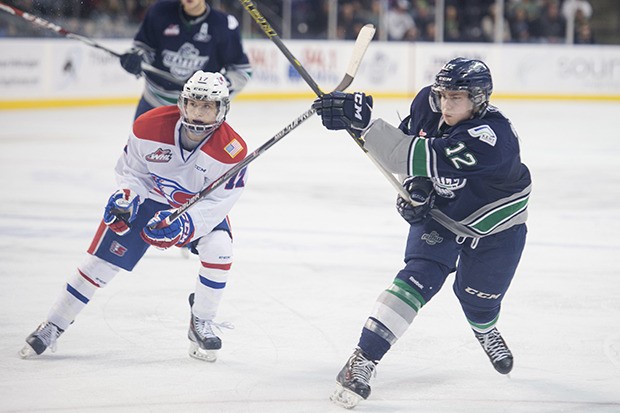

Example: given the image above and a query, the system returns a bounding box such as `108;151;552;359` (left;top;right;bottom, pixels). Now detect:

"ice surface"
0;98;619;412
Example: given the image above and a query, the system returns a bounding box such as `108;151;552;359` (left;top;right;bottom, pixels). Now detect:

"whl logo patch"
146;148;172;163
421;231;443;245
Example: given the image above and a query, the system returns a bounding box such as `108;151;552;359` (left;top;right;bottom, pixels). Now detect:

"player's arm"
119;7;156;76
221;63;252;97
141;165;248;249
218;14;252;97
104;135;153;235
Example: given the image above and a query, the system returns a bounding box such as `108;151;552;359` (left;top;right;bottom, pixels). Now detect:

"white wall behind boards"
0;38;618;108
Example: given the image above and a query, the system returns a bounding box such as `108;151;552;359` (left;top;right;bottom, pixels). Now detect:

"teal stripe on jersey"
467;196;529;235
410;137;430;177
386;279;426;312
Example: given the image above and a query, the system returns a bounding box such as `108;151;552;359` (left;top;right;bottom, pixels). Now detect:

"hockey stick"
155;24;374;227
239;0;419;205
0;1;184;86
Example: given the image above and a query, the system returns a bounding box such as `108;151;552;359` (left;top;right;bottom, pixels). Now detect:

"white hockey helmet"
178;70;230;136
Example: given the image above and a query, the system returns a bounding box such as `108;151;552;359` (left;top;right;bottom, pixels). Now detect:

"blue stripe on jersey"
66;283;89;304
199;275;226;289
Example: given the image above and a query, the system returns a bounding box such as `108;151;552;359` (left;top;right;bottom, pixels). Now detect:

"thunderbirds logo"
145;148;172;163
162;43;210;79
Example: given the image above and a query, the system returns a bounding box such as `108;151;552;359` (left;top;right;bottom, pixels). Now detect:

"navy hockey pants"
396;218;527;325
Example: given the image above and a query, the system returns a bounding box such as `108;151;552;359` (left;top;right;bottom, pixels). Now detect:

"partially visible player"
120;0;252;119
313;57;531;408
20;71;249;363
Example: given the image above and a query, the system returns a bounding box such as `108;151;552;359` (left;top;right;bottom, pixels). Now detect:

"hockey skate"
187;293;221;362
474;327;513;374
330;348;377;409
19;322;64;358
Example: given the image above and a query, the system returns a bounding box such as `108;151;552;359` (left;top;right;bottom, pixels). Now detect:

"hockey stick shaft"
239;0;418;205
157;26;373;226
0;1;184;86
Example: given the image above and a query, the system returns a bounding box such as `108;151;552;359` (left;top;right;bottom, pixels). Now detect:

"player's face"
439;90;474;126
184;99;219;139
181;0;207;16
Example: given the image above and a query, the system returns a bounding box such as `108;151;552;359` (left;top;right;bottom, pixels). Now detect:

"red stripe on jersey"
78;269;101;288
133;106;179;145
201;262;232;271
200;122;248;164
87;220;108;255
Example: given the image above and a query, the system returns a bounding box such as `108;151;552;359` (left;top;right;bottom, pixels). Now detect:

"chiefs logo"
151;174;194;207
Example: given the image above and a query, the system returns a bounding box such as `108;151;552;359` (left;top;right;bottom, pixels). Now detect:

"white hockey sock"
47;255;119;330
192;267;229;320
191;230;233;320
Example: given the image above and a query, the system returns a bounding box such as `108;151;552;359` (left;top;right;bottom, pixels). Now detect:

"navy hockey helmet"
430;57;493;116
178;70;230;137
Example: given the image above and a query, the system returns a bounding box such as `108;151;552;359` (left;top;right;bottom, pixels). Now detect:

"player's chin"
443;115;457;126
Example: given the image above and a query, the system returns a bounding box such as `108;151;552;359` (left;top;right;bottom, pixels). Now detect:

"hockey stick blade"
332;24;375;92
0;1;183;86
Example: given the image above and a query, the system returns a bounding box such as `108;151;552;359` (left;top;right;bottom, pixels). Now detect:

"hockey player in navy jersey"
313;57;531;408
20;71;248;363
120;0;252;119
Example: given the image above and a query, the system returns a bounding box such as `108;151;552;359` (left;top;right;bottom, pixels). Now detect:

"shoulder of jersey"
132;106;179;145
201;122;248;164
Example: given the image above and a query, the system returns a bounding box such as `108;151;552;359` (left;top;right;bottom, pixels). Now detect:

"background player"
120;0;252;119
313;57;531;408
20;71;248;363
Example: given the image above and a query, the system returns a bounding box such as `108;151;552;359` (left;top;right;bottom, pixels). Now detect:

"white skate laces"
194;318;234;339
188;315;233;363
474;327;514;374
331;349;377;409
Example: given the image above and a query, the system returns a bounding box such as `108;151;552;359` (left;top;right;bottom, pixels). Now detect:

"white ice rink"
0;97;619;412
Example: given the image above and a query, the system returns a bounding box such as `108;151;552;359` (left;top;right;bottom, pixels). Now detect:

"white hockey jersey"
114;105;248;239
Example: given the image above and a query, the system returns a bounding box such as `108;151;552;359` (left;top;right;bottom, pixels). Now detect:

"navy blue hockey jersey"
399;86;532;238
134;0;251;105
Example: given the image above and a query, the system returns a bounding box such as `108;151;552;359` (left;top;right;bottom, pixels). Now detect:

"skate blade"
18;344;38;359
330;383;362;409
188;343;217;362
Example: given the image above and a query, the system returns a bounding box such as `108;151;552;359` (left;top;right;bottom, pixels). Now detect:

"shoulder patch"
227;15;239;30
200;122;247;163
468;125;497;147
133;106;179;145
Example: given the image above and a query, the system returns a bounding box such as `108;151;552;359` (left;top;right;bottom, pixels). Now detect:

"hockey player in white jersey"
20;71;248;362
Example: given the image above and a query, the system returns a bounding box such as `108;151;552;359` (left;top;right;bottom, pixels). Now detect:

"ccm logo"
465;287;501;300
354;93;364;120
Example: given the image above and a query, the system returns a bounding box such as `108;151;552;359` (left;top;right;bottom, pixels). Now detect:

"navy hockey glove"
103;189;140;236
312;92;373;137
396;177;436;225
119;49;145;76
141;210;195;249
